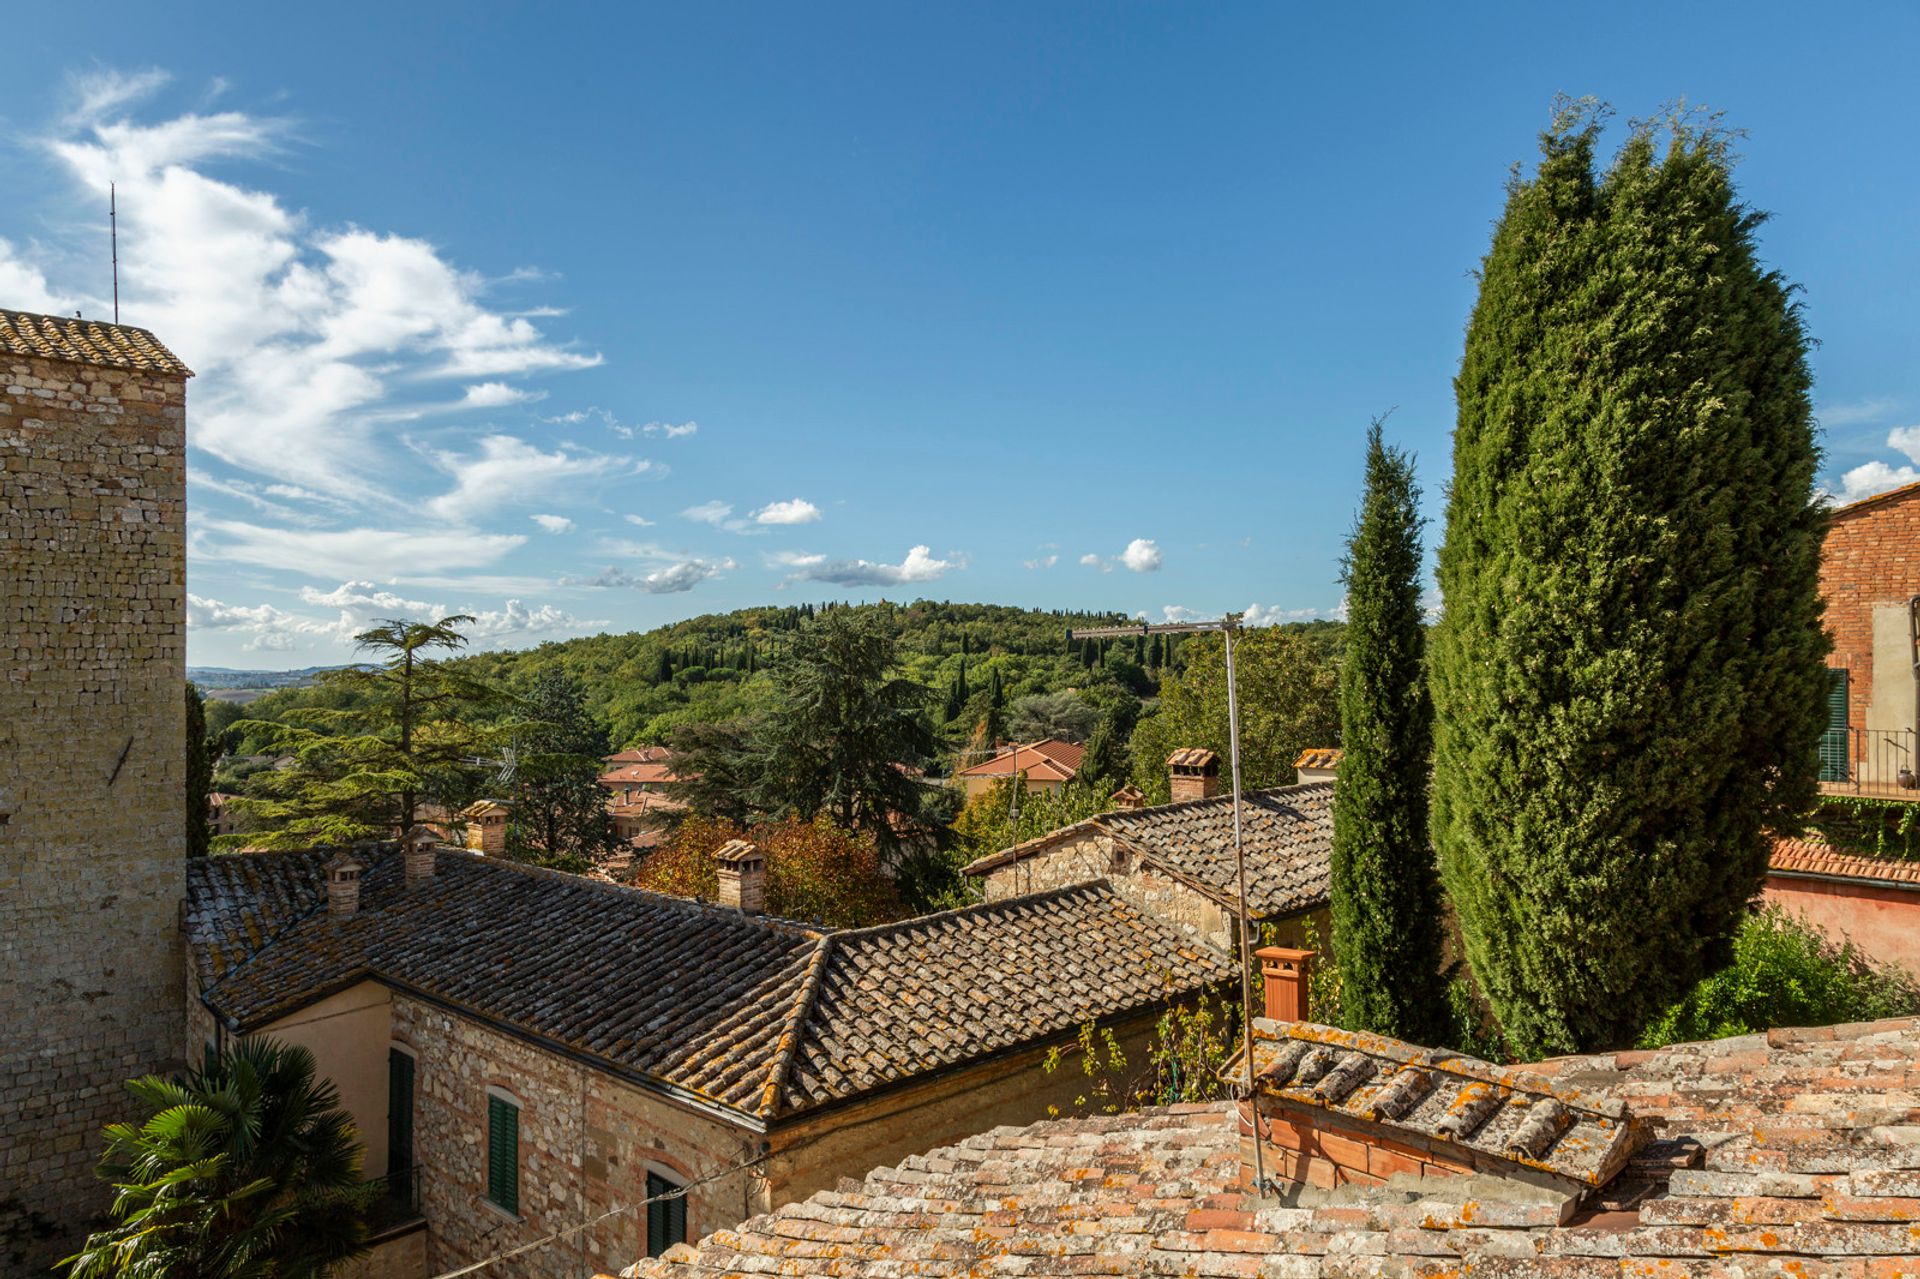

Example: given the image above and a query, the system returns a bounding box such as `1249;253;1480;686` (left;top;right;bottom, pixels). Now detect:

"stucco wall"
260;982;395;1176
1764;874;1920;977
0;351;187;1268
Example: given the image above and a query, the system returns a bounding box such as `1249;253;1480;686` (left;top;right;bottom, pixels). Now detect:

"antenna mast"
110;183;119;324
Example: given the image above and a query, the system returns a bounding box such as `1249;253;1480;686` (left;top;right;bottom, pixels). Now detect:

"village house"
601;747;681;803
183;829;1235;1277
953;737;1086;798
964;748;1334;953
628;954;1920;1276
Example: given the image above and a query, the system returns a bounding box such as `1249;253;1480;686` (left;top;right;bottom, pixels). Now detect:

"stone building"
184;836;1233;1277
0;310;191;1268
964;751;1335;953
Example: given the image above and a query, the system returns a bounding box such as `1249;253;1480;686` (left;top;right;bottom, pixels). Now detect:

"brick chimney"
403;825;438;884
1293;748;1344;785
1255;946;1314;1021
1110;784;1147;811
1167;748;1220;802
326;850;367;918
463;801;508;857
715;839;767;914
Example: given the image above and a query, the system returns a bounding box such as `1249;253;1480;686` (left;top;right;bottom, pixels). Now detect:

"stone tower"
0;310;191;1268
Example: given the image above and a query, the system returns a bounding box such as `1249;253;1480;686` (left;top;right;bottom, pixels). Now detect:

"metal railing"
363;1165;423;1234
1820;727;1919;797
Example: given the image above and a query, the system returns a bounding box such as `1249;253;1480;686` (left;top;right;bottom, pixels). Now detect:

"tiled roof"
187;851;1228;1122
627;1018;1920;1277
601;762;680;787
1166;747;1219;770
962;782;1337;919
0;308;192;376
1238;1020;1642;1189
1292;747;1343;770
1831;478;1920;519
955;739;1085;781
607;747;672;765
1770;835;1920;888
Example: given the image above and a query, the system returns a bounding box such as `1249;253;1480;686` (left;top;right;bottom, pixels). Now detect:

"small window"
487;1093;520;1215
646;1171;687;1257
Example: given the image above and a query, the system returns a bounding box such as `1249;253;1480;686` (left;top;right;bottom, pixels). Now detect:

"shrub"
635;814;908;927
1639;907;1920;1048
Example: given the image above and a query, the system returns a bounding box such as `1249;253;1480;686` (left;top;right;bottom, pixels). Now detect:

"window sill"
481;1197;523;1224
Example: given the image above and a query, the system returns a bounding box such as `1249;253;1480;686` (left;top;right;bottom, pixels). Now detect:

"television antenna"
1068;614;1267;1193
110;183;119;324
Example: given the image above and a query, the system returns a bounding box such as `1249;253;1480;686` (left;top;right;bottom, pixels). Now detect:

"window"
1820;668;1851;783
387;1048;415;1176
645;1171;686;1258
486;1093;519;1215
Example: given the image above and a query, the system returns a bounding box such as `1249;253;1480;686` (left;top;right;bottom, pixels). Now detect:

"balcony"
1819;727;1920;800
364;1164;424;1235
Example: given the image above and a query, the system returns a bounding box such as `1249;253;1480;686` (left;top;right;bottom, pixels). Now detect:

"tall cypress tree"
185;682;213;858
1330;422;1445;1043
1430;103;1829;1055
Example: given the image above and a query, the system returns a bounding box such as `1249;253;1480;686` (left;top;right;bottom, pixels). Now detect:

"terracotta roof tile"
187;852;1229;1122
1292;747;1343;770
1769;836;1920;888
955;739;1086;781
628;1019;1920;1276
0;308;192;375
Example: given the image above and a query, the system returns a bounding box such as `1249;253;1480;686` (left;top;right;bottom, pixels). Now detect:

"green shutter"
487;1095;519;1214
646;1172;687;1257
1819;668;1851;783
387;1049;414;1177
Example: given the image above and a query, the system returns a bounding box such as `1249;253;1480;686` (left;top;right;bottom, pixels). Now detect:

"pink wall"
1763;873;1920;976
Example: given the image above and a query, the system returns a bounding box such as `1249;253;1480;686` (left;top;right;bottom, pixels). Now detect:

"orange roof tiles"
1831;478;1920;520
954;738;1086;781
1292;747;1344;770
1769;835;1920;888
0;308;193;376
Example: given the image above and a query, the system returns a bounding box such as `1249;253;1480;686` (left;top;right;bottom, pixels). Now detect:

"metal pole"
110;183;119;324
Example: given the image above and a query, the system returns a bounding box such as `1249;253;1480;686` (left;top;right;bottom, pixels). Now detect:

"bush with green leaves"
1640;908;1920;1048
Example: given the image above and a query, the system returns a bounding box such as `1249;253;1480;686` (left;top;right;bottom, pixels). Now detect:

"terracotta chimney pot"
326;850;368;918
1254;946;1315;1022
1167;748;1221;802
403;825;438;883
1110;784;1147;812
715;839;768;915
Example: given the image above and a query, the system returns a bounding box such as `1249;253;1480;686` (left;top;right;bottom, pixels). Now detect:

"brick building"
0;310;191;1269
184;836;1233;1277
1816;481;1920;794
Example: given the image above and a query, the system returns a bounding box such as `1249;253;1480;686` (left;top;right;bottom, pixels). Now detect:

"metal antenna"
110;183;119;323
1068;614;1265;1195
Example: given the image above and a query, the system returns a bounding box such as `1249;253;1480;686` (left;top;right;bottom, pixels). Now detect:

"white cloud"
623;514;655;527
1121;538;1164;573
190;585;596;655
682;500;735;527
425;435;607;522
1079;552;1112;573
565;557;734;593
1157;602;1341;628
463;599;603;640
193;517;524;579
1833;425;1920;503
30;72;599;501
775;545;956;586
753;498;821;525
1024;554;1059;570
0;238;66;314
646;420;698;439
463;381;544;409
530;514;574;534
296;581;440;614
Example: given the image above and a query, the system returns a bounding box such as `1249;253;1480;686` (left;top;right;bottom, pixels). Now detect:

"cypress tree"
1431;103;1829;1055
185;682;213;858
1330;422;1445;1043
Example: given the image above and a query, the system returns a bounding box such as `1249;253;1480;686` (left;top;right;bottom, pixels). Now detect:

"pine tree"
1329;422;1445;1043
505;669;619;870
1430;104;1829;1055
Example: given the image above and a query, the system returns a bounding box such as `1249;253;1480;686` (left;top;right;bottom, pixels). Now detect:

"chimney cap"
403;824;437;848
1110;784;1147;809
714;838;764;867
1167;747;1220;773
325;849;367;875
1292;747;1344;772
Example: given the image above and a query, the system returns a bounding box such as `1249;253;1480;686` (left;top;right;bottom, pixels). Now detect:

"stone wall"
1823;488;1920;740
0;352;187;1268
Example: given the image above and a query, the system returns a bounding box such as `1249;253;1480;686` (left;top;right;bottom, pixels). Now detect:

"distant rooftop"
954;738;1086;782
0;308;192;376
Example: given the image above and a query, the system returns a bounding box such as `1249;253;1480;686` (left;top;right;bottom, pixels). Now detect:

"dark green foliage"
224;617;496;849
65;1038;373;1278
1078;714;1131;794
1806;797;1920;860
1009;691;1099;744
504;670;620;871
186;683;213;859
1330;422;1447;1043
1640;908;1920;1048
1431;104;1830;1055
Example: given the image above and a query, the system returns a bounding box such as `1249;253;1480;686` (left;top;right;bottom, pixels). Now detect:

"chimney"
463;801;508;857
1255;946;1314;1021
1293;748;1344;786
403;825;438;883
326;850;367;918
1167;748;1220;802
714;839;767;915
1110;784;1147;812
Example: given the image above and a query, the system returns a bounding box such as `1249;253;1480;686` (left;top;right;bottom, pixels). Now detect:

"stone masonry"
0;321;190;1271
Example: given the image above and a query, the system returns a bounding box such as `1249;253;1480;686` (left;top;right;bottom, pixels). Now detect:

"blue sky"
5;3;1917;666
